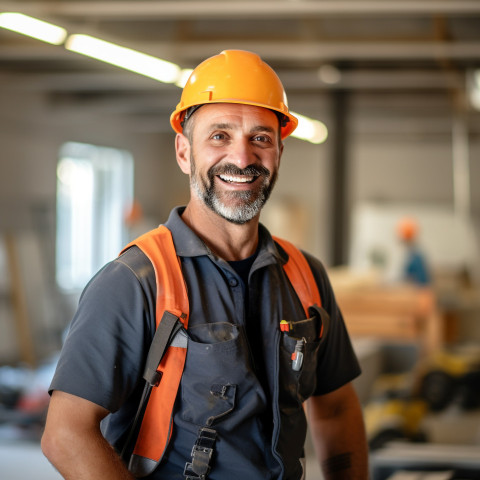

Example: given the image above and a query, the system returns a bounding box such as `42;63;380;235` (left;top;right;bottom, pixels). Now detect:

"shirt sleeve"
49;247;155;413
304;252;362;396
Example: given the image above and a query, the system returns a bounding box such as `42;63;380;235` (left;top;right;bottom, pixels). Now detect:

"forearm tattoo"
322;452;352;474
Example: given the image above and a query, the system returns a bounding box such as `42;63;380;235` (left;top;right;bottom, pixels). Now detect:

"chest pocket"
279;305;330;406
181;322;260;427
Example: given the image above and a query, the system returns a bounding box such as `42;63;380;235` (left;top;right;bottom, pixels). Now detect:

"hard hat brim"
170;100;298;140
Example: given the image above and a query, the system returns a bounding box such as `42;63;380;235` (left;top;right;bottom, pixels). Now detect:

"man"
42;50;368;479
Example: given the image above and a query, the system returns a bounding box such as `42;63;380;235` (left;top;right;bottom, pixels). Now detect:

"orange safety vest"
120;225;322;476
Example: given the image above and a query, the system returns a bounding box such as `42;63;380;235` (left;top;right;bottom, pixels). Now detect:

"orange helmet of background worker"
170;50;298;139
397;217;419;242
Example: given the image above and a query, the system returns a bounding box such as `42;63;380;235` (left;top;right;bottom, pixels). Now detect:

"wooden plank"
4;233;36;367
335;285;444;355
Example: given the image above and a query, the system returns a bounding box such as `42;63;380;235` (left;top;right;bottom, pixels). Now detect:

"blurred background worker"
397;217;431;286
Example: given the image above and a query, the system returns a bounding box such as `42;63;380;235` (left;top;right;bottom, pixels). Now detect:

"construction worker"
397;217;431;285
42;50;368;479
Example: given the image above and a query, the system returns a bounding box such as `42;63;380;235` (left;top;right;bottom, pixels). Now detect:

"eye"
212;133;224;140
252;134;272;144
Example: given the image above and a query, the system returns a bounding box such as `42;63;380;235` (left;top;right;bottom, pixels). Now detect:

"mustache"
209;163;271;178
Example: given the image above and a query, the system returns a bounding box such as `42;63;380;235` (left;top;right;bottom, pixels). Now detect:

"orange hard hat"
397;217;418;241
170;50;298;139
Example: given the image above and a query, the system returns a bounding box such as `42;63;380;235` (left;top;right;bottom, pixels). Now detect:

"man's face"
185;103;283;224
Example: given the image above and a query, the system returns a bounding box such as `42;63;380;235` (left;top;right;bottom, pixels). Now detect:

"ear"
175;133;191;175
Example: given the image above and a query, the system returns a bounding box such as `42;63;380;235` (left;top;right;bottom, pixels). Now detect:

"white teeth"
219;174;254;183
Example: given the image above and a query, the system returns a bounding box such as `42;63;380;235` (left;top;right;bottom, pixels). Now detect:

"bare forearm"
313;420;369;479
42;426;134;480
307;386;369;479
42;391;134;480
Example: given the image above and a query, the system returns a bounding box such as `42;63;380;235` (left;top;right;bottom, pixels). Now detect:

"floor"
0;426;62;480
0;441;62;480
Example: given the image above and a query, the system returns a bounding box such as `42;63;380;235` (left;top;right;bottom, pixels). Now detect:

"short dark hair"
182;106;199;143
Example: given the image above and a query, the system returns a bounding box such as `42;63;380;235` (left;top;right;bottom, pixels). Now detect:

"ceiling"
1;0;480;133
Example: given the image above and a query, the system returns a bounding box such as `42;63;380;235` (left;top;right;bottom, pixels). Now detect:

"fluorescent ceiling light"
0;12;67;45
291;112;328;144
470;89;480;110
66;34;181;84
176;68;194;88
318;64;341;85
474;69;480;88
467;69;480;111
0;15;325;144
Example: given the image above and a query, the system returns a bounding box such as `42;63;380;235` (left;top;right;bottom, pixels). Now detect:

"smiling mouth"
218;174;257;184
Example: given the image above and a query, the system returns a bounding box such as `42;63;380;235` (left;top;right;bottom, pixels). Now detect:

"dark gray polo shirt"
50;206;360;479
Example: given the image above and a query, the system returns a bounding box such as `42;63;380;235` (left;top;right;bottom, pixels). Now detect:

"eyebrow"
208;123;277;135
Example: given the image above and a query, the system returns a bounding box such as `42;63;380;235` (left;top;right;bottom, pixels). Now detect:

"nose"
228;137;255;168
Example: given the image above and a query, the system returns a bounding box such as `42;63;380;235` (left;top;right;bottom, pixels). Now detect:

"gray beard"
190;159;277;225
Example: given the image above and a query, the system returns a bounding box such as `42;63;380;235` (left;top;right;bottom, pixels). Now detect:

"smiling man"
177;103;282;259
42;50;368;480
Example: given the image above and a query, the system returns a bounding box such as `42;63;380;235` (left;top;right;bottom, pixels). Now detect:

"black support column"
330;89;350;266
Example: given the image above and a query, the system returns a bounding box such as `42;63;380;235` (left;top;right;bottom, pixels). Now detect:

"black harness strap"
143;310;184;386
183;427;217;480
121;311;183;460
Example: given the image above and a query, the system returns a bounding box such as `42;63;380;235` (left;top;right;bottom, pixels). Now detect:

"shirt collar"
163;206;286;266
163;206;208;257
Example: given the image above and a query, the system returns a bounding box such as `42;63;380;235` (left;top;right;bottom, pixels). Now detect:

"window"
56;142;134;290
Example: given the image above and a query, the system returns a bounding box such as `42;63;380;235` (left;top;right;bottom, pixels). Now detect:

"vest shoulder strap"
273;236;322;314
120;226;189;475
122;225;189;326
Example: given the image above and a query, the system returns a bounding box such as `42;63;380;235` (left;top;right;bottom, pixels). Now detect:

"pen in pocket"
291;338;305;372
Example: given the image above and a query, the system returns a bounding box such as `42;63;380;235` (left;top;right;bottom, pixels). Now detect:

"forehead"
193;103;279;129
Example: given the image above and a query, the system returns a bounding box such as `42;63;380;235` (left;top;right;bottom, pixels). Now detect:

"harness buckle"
183;427;217;479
